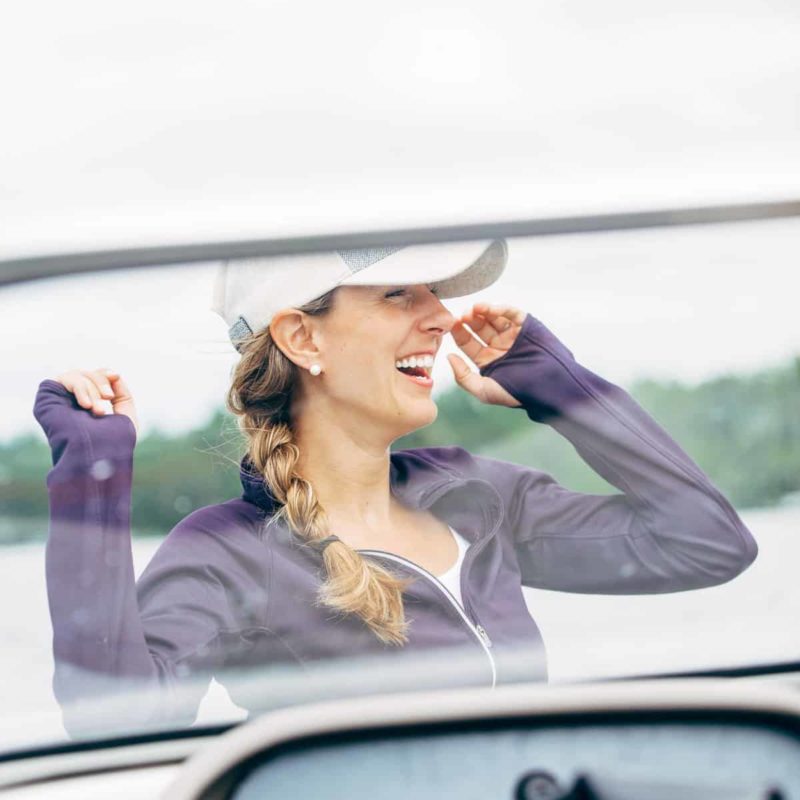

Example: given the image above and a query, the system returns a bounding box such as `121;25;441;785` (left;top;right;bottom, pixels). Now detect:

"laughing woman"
33;240;757;733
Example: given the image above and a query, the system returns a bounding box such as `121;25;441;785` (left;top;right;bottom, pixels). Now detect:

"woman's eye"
384;287;438;300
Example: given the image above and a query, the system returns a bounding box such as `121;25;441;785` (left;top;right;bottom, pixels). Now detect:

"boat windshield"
1;219;798;752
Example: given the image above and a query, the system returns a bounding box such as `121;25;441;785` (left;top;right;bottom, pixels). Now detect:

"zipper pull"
476;624;493;647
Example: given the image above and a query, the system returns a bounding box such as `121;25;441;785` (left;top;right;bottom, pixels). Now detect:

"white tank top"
434;526;469;608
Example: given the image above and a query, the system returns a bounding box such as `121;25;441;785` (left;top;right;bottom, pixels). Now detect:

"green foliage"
0;411;244;543
631;363;800;508
128;410;243;535
3;356;800;543
393;387;614;495
0;434;51;540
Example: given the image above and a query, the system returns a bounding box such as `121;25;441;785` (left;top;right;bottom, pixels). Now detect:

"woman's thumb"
447;353;482;398
107;374;139;435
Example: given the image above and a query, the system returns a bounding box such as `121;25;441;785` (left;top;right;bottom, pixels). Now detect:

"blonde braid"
227;290;412;645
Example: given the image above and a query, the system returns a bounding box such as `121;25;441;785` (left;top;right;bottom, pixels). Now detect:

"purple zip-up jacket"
33;314;757;732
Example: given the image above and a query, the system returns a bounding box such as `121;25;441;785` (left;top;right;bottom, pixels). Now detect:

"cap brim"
339;239;507;299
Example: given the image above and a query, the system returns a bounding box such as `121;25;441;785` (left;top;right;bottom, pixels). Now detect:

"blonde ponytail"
227;290;412;645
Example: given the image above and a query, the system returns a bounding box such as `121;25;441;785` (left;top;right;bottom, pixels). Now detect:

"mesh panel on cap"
337;247;404;273
229;316;254;350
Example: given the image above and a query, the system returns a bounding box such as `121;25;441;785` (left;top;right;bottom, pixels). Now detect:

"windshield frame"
2;199;798;287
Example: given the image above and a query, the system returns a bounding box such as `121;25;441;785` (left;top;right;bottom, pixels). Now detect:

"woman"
34;239;757;733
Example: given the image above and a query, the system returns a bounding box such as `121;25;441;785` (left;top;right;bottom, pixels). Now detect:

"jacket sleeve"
474;314;758;594
33;380;236;735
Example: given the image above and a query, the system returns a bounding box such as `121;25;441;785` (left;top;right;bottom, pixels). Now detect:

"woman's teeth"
395;355;434;369
395;354;433;383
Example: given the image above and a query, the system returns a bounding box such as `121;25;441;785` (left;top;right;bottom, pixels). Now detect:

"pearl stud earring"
309;364;322;376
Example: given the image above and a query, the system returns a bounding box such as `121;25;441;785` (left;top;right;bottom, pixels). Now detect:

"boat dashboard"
5;679;800;799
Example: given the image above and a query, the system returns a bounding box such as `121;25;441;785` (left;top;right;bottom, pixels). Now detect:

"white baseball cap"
212;238;507;346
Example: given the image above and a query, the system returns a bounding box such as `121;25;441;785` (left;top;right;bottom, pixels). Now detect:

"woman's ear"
269;309;321;369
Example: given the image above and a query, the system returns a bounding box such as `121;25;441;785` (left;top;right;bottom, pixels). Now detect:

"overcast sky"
1;0;799;258
2;217;798;440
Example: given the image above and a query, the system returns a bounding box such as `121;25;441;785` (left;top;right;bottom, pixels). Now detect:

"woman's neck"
293;407;400;538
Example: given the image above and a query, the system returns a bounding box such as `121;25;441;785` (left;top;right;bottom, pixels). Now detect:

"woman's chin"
398;398;438;436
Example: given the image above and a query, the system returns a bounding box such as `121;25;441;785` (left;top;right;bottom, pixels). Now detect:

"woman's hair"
227;289;413;646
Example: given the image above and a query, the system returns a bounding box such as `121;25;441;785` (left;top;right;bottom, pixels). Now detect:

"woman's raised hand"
55;369;139;435
447;303;526;408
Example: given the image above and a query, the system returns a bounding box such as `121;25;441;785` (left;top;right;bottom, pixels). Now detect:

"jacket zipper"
414;476;504;640
357;548;497;688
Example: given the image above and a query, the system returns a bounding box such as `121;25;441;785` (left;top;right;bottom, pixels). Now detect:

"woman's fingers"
460;308;499;343
81;376;106;416
450;319;485;362
462;312;515;350
109;375;133;406
483;303;526;326
107;375;139;434
470;302;525;326
451;302;526;369
80;369;114;398
461;303;525;348
447;302;527;386
56;371;94;411
55;368;136;428
467;302;525;330
71;379;92;410
489;319;522;350
80;369;119;415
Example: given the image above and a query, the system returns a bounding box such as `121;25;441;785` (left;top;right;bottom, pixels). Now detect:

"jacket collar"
240;450;504;545
240;450;459;514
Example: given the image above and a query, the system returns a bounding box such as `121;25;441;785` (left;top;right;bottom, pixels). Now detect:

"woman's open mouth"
395;355;434;388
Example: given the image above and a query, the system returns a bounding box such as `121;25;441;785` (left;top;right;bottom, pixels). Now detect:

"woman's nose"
422;296;457;336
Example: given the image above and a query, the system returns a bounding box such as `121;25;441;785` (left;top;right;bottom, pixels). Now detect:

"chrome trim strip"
2;199;799;286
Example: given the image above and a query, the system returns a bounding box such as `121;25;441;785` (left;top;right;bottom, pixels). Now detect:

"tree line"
2;356;799;543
